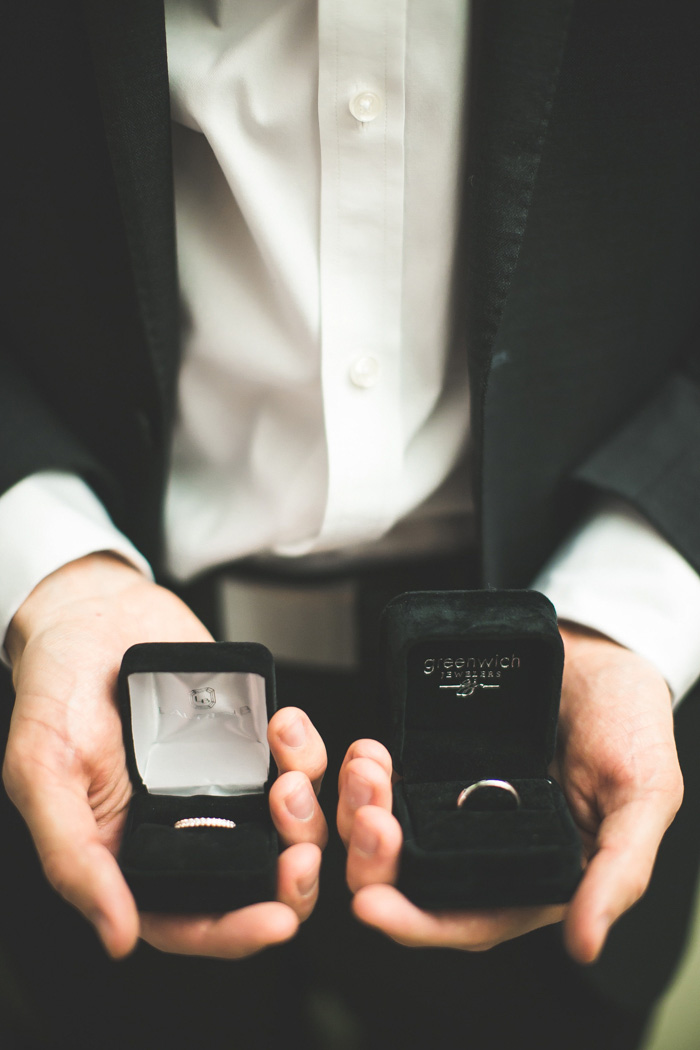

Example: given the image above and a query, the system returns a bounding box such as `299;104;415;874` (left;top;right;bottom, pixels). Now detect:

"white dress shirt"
163;0;471;572
1;0;699;703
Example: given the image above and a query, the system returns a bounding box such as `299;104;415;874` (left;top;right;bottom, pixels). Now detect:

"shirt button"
349;355;381;389
349;91;382;123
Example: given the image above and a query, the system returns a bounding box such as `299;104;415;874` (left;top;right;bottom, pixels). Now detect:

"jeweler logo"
422;653;521;697
191;687;216;710
440;680;501;697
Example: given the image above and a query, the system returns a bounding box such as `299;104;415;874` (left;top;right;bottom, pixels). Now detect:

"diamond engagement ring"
456;780;521;812
173;817;237;829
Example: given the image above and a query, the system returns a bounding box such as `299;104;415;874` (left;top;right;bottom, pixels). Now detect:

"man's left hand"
336;624;683;961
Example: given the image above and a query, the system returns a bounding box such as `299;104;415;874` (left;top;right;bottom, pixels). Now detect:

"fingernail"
353;822;379;856
346;770;373;810
285;781;315;821
298;869;318;897
279;716;306;749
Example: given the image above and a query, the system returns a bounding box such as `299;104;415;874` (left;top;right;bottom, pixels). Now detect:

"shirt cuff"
532;497;700;706
0;472;154;664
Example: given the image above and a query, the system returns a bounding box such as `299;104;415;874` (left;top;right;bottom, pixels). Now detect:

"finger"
337;756;393;846
13;778;139;958
269;770;328;849
139;902;299;958
276;842;322;922
346;805;402;893
269;708;327;793
339;738;393;780
352;884;564;950
564;794;676;964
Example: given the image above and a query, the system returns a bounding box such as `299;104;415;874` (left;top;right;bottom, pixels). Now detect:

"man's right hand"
3;552;327;959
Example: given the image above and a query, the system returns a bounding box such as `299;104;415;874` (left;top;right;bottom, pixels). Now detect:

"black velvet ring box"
382;590;582;909
117;642;278;913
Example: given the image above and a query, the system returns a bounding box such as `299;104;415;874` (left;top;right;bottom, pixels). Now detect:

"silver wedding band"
456;780;521;811
174;817;237;829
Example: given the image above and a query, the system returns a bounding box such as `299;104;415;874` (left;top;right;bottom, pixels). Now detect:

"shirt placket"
316;0;407;548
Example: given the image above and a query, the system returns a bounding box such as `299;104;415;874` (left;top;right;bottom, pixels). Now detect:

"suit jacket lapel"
465;0;574;583
80;0;178;439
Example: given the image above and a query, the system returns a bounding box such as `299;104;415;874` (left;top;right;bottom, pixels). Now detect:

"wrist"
557;619;672;715
558;621;624;651
6;552;145;666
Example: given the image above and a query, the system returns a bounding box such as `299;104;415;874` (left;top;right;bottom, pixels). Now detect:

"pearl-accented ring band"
174;817;237;829
456;780;521;812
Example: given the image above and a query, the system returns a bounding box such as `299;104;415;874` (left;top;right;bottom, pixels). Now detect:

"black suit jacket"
2;0;700;1011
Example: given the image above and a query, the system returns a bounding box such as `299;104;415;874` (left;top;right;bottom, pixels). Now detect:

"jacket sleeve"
0;348;110;501
574;370;700;577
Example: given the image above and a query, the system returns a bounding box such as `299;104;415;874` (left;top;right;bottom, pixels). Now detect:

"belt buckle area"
217;575;360;671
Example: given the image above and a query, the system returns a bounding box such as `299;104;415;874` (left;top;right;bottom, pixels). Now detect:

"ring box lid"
118;642;276;798
381;591;563;783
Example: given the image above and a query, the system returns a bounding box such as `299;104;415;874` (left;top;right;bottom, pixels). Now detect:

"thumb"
8;772;139;958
